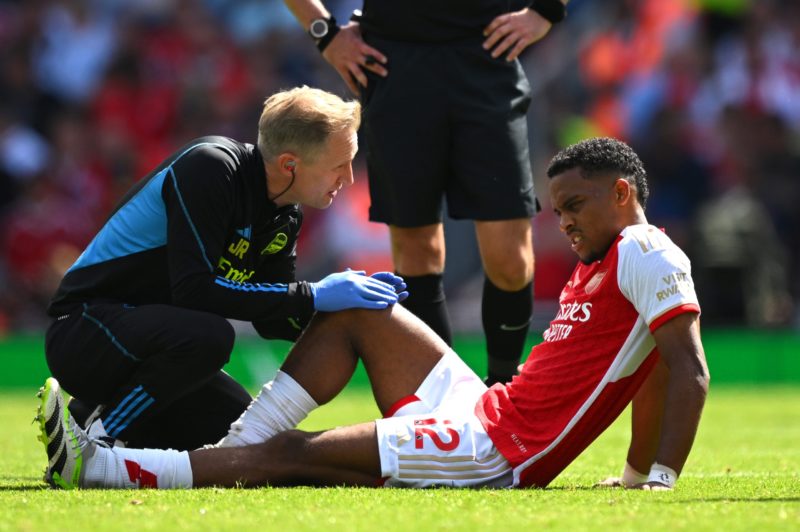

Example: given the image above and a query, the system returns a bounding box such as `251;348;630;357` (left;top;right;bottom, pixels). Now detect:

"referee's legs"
390;224;453;346
475;219;535;385
45;303;249;450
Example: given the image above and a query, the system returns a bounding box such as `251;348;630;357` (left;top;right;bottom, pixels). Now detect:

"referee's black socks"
483;277;532;385
400;273;453;346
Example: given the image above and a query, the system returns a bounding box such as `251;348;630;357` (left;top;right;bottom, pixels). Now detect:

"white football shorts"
375;350;512;488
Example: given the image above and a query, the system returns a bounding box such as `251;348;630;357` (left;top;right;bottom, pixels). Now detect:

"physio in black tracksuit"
284;0;567;385
45;87;407;450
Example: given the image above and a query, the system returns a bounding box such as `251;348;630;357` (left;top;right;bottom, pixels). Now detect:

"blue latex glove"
310;270;399;312
370;272;409;302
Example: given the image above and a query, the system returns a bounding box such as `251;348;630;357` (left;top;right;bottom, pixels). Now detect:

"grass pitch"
1;387;798;531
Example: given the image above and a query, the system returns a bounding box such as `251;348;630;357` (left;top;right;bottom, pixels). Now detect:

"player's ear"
613;178;632;205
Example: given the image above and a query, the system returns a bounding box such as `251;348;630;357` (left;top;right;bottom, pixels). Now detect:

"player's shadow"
0;474;47;490
0;485;47;491
542;486;800;503
544;485;621;491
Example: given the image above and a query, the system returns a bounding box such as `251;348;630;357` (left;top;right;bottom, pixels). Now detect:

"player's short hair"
257;86;361;163
546;137;649;209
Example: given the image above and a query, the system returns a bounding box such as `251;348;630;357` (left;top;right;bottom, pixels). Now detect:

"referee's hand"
322;22;388;95
483;7;553;62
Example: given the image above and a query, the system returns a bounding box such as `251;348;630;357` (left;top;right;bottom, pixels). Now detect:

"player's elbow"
687;365;710;404
695;353;711;394
672;358;709;402
698;369;710;394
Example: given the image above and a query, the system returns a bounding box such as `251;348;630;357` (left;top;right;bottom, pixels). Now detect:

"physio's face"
295;128;357;209
549;167;625;264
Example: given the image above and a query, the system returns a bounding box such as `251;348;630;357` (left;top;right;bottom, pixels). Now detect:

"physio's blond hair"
257;86;361;163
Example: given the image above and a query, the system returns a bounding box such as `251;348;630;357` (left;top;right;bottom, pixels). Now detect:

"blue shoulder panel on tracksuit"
68;168;170;273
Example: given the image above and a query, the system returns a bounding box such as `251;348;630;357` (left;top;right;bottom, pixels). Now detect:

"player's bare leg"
193;306;450;486
197;304;454;487
191;423;381;487
281;305;448;411
218;304;450;447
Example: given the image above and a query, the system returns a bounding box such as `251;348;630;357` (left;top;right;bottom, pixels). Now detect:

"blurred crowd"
0;0;797;334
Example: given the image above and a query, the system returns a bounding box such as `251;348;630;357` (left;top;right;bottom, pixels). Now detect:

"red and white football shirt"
476;224;700;488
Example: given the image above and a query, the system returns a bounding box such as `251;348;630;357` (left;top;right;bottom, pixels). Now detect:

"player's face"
549;167;626;264
295;128;357;209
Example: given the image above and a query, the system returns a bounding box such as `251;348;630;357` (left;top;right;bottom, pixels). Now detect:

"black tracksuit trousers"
45;302;251;450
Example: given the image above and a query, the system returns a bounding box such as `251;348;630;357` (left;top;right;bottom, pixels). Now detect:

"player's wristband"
530;0;567;24
647;463;678;488
621;462;648;487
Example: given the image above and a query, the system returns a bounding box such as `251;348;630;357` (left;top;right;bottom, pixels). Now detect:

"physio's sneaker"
36;377;96;489
67;397;103;429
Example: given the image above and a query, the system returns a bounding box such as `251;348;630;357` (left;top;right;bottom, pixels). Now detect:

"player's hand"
311;270;399;311
322;22;388;95
369;272;409;302
630;481;673;491
483;8;553;61
593;476;625;488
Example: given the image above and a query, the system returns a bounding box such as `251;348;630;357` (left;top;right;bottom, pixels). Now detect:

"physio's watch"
308;16;340;53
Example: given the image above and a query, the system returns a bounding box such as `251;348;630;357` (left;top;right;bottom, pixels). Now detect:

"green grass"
1;387;798;531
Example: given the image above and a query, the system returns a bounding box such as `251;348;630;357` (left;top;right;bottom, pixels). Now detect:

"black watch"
308;16;340;53
530;0;567;24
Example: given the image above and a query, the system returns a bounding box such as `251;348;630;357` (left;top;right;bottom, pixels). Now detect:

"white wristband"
621;462;648;487
647;463;678;488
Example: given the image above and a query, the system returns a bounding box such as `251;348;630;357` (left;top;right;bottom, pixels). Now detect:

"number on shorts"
414;418;460;451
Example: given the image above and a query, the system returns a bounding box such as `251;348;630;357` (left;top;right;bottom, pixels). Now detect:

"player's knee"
322;307;393;331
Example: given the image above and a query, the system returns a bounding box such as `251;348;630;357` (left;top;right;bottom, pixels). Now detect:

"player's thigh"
361;38;450;227
386;349;487;418
446;48;536;221
297;422;382;478
376;411;511;488
475;219;534;289
199;422;382;487
289;306;450;414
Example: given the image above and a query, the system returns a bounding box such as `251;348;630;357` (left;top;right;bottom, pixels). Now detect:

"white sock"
87;418;125;448
217;370;318;447
83;446;193;489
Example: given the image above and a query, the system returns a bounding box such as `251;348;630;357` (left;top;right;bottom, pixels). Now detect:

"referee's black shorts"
361;36;537;228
